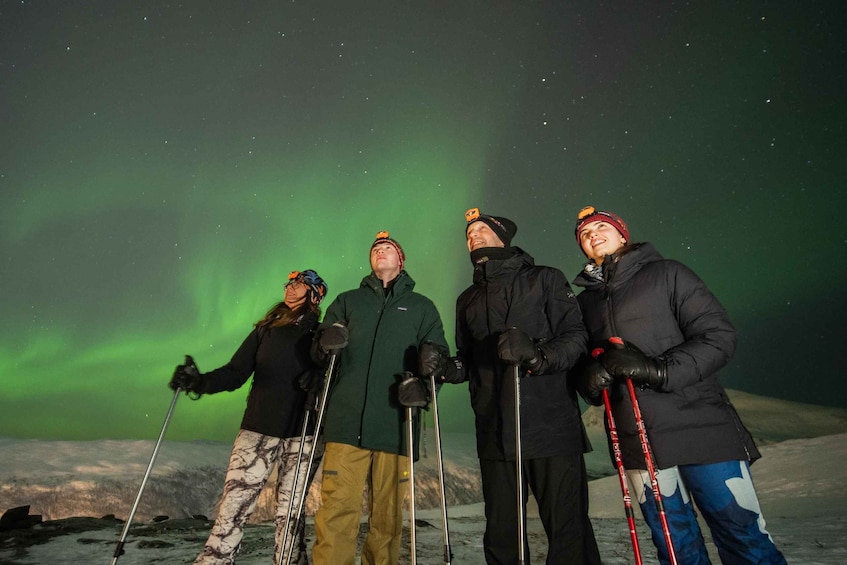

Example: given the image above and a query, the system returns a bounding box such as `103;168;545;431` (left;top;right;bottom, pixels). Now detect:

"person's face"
578;220;627;264
370;242;401;277
466;221;504;252
283;278;309;309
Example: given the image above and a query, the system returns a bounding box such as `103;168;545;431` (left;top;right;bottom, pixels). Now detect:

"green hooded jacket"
318;271;448;457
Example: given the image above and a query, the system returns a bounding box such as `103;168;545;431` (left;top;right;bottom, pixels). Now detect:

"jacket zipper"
358;284;389;445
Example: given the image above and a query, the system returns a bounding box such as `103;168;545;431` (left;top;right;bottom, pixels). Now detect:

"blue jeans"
626;461;786;564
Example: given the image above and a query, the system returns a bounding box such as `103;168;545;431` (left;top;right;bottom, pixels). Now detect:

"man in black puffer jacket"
439;208;601;565
573;205;785;565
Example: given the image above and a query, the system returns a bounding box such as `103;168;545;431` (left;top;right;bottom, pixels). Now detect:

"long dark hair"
610;241;642;262
255;299;321;329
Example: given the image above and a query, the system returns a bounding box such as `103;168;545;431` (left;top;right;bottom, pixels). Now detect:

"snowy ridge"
1;390;845;524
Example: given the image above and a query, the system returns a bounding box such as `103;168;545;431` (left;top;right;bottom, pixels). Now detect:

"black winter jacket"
456;248;590;461
573;243;760;469
201;311;319;439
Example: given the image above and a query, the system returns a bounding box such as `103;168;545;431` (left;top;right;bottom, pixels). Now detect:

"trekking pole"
429;374;453;565
512;362;526;565
591;347;642;565
609;337;678;565
110;355;194;565
280;352;339;565
278;406;311;565
406;404;418;565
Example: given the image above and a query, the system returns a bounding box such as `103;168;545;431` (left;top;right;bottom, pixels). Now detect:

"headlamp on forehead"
465;208;481;222
285;271;305;289
371;231;405;268
574;205;630;250
577;206;596;221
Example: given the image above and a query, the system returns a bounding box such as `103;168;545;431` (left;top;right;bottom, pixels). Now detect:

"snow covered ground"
1;391;846;563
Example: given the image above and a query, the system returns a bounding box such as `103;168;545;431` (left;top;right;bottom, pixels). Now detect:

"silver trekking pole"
278;411;311;565
406;404;418;565
110;355;194;564
513;362;526;565
277;391;315;565
429;374;453;565
280;352;339;565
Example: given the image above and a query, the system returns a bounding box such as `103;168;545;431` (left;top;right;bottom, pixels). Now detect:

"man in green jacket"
310;230;449;565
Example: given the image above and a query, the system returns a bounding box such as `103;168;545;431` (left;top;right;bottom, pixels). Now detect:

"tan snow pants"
311;442;410;565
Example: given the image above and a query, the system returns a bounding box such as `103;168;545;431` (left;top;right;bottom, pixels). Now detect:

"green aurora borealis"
1;2;844;441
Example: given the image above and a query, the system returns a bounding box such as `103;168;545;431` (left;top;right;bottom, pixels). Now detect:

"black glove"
419;341;465;384
601;339;667;390
169;355;203;398
398;372;429;408
298;369;325;411
419;341;449;379
299;369;325;394
497;327;546;374
440;357;465;384
582;359;613;406
319;323;349;353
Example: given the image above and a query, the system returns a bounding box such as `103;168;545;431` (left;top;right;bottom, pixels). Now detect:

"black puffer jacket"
456;248;590;461
201;311;319;439
573;243;759;469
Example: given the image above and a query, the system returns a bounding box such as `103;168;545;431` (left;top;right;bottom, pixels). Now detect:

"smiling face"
578;220;627;264
370;242;402;282
466;221;504;252
283;278;309;309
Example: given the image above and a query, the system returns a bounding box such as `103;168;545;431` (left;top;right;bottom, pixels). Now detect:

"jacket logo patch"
397;307;408;311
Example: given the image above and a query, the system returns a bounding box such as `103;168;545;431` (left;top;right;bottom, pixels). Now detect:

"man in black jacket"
439;208;601;565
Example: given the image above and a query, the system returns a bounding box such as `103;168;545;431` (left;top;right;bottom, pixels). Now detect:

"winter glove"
318;323;349;353
169;355;204;398
497;327;547;374
398;371;429;408
299;369;324;394
582;358;613;406
298;369;325;411
418;341;449;380
419;341;465;384
441;357;465;384
601;339;667;391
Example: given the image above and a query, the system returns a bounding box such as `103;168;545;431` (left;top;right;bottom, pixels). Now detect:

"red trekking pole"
608;337;678;565
591;347;642;565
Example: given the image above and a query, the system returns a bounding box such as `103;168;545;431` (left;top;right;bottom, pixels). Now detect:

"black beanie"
464;208;517;247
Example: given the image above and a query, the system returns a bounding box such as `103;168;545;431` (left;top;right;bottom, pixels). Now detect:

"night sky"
2;2;844;442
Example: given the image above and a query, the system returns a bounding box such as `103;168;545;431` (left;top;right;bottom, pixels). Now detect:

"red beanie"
574;206;630;246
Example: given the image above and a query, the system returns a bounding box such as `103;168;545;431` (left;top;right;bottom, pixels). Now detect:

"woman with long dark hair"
169;269;328;565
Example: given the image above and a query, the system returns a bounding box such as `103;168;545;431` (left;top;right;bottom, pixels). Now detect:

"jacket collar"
299;309;319;327
361;270;415;297
573;242;662;289
472;247;535;284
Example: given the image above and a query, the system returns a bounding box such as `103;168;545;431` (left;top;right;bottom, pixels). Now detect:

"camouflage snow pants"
194;428;321;565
